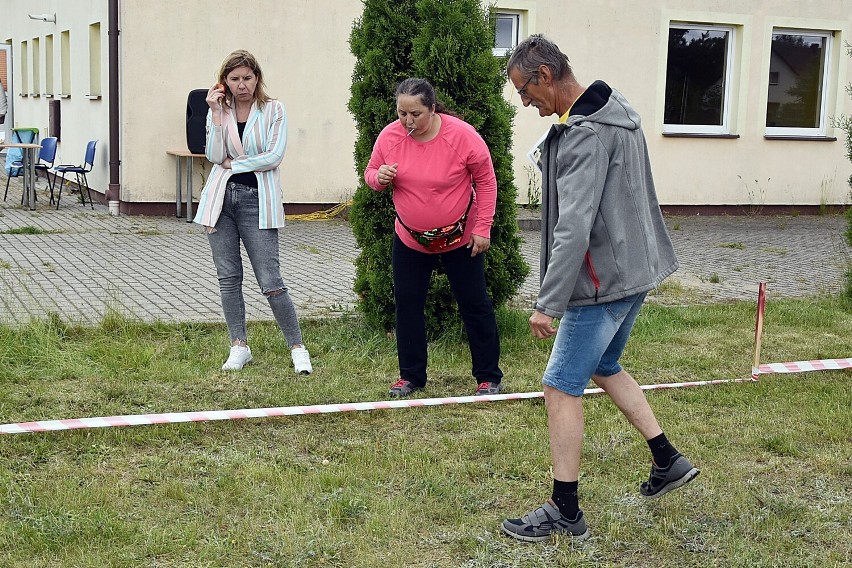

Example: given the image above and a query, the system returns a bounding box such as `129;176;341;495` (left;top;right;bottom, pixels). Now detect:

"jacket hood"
562;80;642;131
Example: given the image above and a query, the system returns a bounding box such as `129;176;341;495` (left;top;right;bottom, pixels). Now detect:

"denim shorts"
542;292;647;396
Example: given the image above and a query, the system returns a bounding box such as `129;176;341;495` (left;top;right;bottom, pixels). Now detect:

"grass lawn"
0;297;850;567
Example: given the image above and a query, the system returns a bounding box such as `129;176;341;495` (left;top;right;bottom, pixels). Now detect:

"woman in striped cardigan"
194;50;312;375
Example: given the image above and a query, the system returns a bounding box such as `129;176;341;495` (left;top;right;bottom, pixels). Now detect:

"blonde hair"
217;49;270;109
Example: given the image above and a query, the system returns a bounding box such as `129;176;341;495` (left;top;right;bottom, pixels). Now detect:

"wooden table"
1;142;42;210
166;149;207;221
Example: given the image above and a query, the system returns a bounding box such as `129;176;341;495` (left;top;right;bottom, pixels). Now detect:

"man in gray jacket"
501;35;699;542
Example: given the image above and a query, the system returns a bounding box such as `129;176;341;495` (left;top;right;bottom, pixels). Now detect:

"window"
60;30;70;96
32;37;40;96
664;24;735;134
0;49;7;95
20;40;28;96
493;12;520;56
88;22;101;97
45;34;54;95
765;29;831;136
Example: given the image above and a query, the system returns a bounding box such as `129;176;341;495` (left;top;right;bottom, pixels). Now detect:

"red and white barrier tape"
0;392;540;434
3;283;847;435
3;360;849;435
0;377;759;435
757;358;852;374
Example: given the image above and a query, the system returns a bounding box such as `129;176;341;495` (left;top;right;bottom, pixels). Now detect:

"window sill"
662;133;739;139
43;94;54;98
763;135;836;141
85;94;102;100
58;94;71;99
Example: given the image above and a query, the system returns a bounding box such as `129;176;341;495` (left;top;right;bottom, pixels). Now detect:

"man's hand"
529;310;556;339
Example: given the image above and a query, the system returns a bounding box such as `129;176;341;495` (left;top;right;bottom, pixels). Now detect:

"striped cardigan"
193;99;288;229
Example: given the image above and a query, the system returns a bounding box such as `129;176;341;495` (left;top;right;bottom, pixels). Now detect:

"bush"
836;42;852;305
348;0;528;334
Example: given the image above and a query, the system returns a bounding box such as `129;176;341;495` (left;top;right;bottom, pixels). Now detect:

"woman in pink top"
365;78;503;398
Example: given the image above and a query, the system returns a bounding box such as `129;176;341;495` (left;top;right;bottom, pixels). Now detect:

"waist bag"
397;193;473;252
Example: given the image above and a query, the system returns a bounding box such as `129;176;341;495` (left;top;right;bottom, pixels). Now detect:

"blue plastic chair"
4;136;58;204
54;140;97;210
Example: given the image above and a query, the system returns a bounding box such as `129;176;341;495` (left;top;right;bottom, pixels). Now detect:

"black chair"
54;140;97;210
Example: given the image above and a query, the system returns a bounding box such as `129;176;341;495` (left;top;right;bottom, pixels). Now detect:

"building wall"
119;0;362;207
502;0;852;207
1;0;111;192
1;0;850;210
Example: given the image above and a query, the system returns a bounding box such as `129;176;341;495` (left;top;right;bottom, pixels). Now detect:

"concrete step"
515;206;541;231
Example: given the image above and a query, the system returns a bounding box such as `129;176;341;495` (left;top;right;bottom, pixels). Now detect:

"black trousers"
392;234;503;387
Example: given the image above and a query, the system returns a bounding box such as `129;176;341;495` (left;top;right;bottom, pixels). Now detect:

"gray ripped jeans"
207;182;303;346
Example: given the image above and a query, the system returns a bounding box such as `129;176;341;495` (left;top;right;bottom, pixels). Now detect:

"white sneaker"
291;346;312;375
222;345;252;370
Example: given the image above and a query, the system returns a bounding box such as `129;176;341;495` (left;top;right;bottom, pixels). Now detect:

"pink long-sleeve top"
364;113;498;253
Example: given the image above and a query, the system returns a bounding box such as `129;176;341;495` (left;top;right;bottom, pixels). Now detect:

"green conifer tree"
349;0;529;333
348;0;418;331
837;43;852;303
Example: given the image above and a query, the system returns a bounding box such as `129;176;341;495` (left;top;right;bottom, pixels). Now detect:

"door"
0;44;11;143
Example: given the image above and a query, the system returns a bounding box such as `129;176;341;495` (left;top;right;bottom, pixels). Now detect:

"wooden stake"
752;282;767;379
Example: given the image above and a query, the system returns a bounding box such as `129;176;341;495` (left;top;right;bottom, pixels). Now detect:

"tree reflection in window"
766;33;826;129
665;27;729;126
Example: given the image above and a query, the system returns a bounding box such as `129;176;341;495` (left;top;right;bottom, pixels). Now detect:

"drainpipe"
107;0;121;215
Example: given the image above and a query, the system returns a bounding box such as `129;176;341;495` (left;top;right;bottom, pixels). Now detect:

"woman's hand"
206;83;226;112
221;158;232;169
467;234;490;257
377;163;398;186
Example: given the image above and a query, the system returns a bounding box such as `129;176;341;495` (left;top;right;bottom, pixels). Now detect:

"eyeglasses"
517;72;537;99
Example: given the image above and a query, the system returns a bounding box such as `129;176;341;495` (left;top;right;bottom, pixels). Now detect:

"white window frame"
663;23;736;135
765;28;832;137
493;11;520;56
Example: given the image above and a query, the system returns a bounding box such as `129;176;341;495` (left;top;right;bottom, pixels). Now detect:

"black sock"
551;479;580;519
647;432;680;467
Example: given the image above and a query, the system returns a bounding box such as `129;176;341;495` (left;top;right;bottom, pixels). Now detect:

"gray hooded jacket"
536;82;678;318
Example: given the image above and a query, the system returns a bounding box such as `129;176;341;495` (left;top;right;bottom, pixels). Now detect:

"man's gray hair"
506;34;573;81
